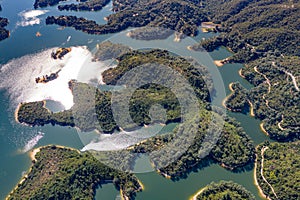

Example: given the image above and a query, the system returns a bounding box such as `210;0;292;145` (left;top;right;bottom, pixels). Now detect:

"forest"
192;0;300;141
130;111;255;178
224;55;299;141
58;0;111;11
17;49;213;133
45;0;208;36
33;0;66;9
17;47;255;178
7;145;143;200
194;181;255;200
256;141;300;200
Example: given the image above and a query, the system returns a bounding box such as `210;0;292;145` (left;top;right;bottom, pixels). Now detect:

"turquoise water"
0;0;271;199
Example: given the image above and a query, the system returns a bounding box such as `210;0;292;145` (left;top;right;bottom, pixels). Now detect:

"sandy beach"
214;60;225;67
239;68;245;78
247;100;255;117
189;187;207;200
222;82;234;110
260;123;269;136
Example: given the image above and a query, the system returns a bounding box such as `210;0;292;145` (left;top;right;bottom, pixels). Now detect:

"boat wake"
81;124;164;151
21;131;44;153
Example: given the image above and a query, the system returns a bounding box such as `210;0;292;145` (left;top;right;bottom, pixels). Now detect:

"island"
6;145;143;200
35;69;61;83
0;16;9;42
190;181;255;200
33;0;66;9
51;47;71;59
255;141;300;200
58;0;111;11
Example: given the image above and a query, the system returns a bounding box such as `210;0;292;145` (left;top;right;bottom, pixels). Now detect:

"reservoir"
0;0;272;199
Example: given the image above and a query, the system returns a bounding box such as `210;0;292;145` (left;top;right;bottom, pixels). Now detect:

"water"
0;0;270;199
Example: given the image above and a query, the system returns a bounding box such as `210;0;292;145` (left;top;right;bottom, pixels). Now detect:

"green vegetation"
130;110;255;177
0;17;9;42
256;141;300;200
102;49;213;102
194;181;255;200
7;145;142;200
17;48;255;178
58;0;110;11
195;0;300;59
224;82;249;113
45;0;208;36
17;49;213;132
188;0;300;141
93;41;131;61
225;56;299;141
33;0;66;9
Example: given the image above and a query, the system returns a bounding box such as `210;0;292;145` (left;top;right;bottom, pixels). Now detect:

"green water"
0;0;271;199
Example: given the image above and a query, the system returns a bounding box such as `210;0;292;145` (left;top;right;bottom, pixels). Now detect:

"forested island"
33;0;66;9
7;145;142;200
255;141;300;200
191;181;255;200
0;9;9;42
58;0;110;11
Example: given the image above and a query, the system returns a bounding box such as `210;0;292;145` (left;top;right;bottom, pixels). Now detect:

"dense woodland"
0;5;9;42
195;181;255;200
256;141;300;200
193;0;300;141
17;48;255;177
17;49;213;132
7;146;142;200
45;0;208;36
130;112;255;177
225;56;299;141
33;0;66;9
58;0;111;11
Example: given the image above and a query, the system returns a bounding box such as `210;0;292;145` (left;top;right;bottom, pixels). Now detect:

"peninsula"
190;181;255;200
7;145;142;200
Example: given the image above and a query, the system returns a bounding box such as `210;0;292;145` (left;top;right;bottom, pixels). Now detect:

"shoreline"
222;82;234;110
14;103;22;124
259;123;269;136
214;57;230;67
239;68;245;78
214;60;224;67
253;147;270;200
189;187;207;200
247;100;255;117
